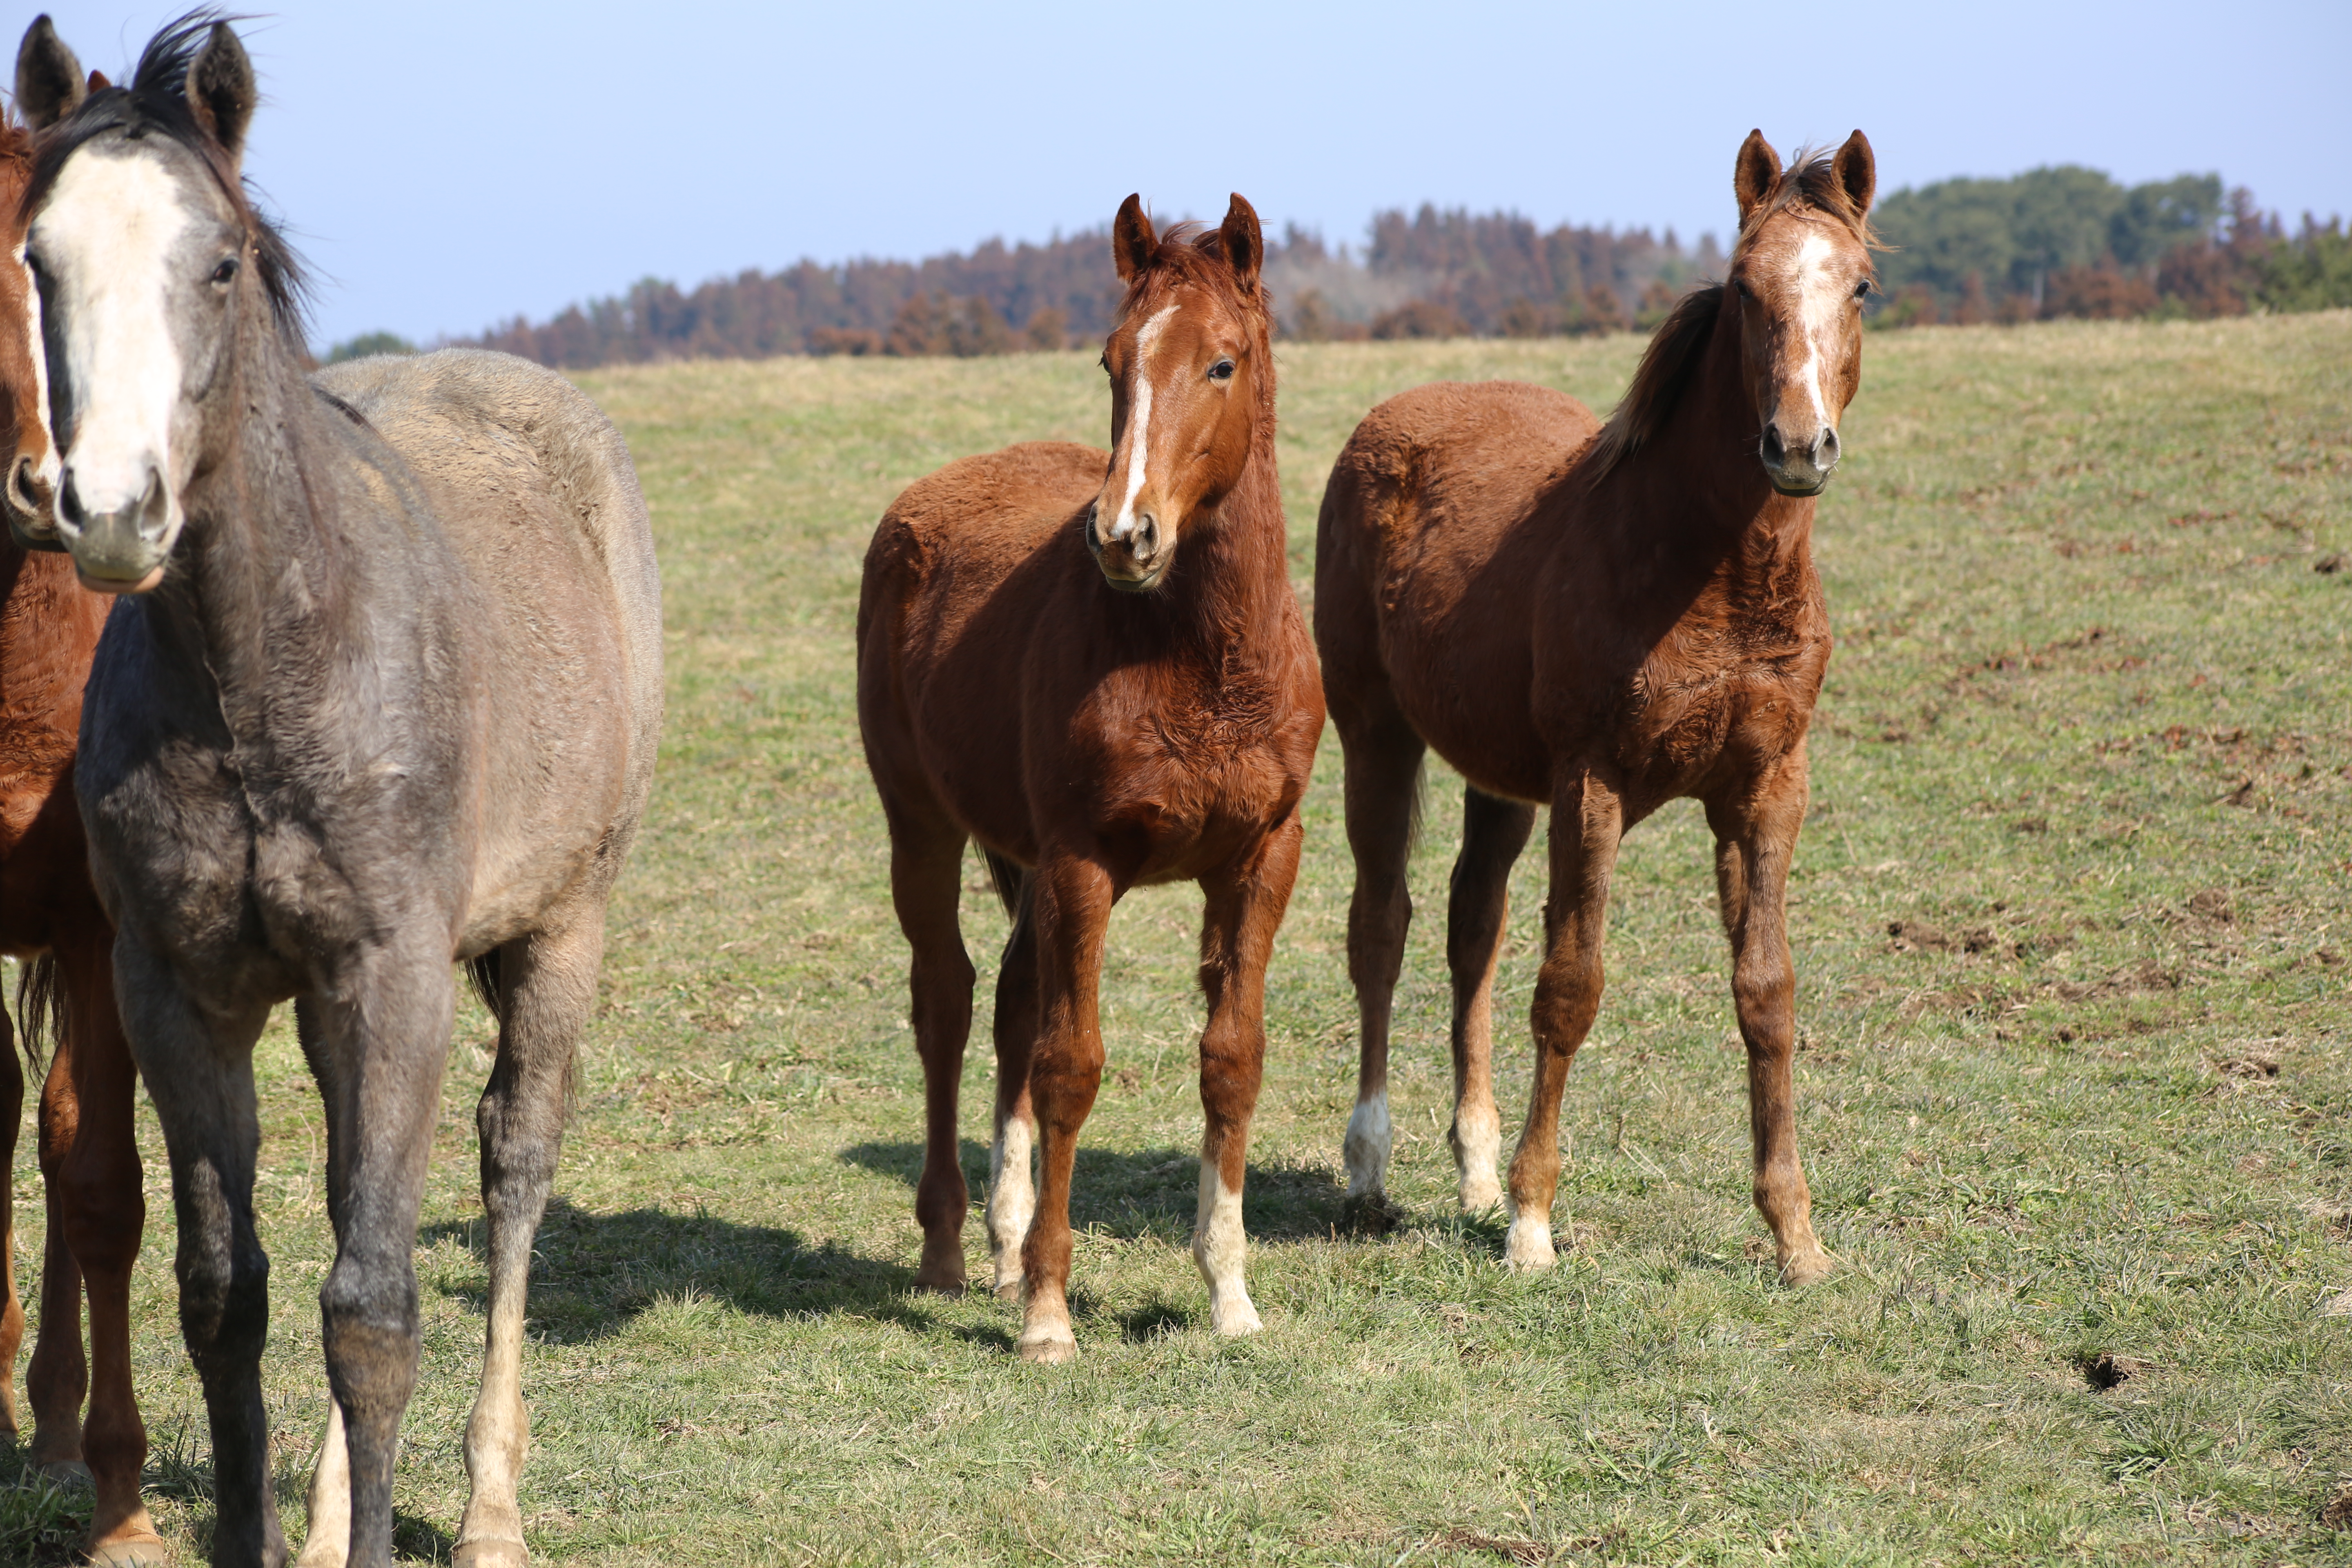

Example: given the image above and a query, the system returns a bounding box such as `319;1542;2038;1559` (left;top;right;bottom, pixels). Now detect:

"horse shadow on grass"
417;1196;943;1348
837;1137;1359;1246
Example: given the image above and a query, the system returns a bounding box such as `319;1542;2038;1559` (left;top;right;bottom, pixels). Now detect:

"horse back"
314;350;664;936
1315;381;1599;801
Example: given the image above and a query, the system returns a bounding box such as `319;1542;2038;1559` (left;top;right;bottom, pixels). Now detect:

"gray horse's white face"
27;134;246;592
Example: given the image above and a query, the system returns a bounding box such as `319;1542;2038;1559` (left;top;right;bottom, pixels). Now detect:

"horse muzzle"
57;463;174;592
3;454;65;552
1760;420;1840;497
1085;501;1169;593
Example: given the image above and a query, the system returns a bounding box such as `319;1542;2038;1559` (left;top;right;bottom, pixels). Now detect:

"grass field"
5;312;2351;1566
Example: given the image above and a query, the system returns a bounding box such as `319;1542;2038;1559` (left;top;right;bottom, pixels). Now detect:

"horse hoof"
1017;1327;1077;1365
1458;1174;1503;1213
1778;1246;1835;1288
1502;1216;1556;1272
87;1535;173;1568
1209;1298;1263;1337
41;1458;94;1489
1340;1191;1399;1236
992;1276;1024;1301
911;1271;967;1297
452;1536;530;1568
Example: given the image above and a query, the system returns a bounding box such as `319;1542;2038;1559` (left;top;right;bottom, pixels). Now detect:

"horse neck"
0;542;108;739
1608;305;1819;598
1163;399;1290;656
131;339;358;733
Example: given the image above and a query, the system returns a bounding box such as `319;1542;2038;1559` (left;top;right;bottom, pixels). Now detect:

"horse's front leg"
112;930;283;1567
307;945;456;1568
1504;773;1622;1271
1016;853;1114;1364
1708;757;1833;1286
1192;812;1304;1335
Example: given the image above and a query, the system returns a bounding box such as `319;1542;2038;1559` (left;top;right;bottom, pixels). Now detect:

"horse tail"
13;955;65;1072
981;850;1027;921
1407;756;1427;856
466;950;504;1020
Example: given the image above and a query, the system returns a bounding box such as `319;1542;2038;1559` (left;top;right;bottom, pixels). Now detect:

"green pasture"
6;313;2351;1565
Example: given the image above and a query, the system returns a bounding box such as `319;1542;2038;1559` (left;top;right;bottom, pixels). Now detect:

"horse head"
1086;192;1270;592
2;70;57;550
16;14;301;593
1727;129;1876;497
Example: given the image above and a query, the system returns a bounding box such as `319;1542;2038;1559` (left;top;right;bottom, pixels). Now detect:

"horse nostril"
1136;512;1159;556
57;468;86;530
1760;423;1787;466
138;468;170;539
1820;429;1840;466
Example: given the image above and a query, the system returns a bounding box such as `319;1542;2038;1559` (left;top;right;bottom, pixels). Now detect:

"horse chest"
1089;668;1310;866
1616;636;1822;795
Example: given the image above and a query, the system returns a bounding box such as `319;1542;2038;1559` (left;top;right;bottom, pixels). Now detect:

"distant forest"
383;168;2352;370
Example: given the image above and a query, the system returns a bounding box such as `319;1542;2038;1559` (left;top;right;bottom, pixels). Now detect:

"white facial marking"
1107;302;1180;542
1192;1152;1261;1335
1790;230;1842;431
33;150;197;525
7;240;60;497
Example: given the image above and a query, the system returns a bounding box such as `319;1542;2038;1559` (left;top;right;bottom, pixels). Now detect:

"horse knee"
319;1258;421;1362
1731;961;1792;1029
58;1171;144;1276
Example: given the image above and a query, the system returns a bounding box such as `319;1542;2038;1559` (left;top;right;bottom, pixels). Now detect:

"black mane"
21;10;308;344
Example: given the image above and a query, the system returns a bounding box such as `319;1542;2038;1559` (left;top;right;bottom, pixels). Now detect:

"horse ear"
15;16;86;129
1833;129;1876;218
1220;193;1263;288
1113;194;1157;282
1733;129;1781;225
87;69;109;91
185;21;257;163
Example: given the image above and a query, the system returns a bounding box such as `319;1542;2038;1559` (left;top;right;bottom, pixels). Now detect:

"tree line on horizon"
330;169;2352;368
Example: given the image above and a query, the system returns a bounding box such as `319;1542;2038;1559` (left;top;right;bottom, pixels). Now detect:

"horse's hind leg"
986;877;1040;1299
452;923;599;1568
1334;699;1425;1211
886;804;977;1293
1192;813;1304;1336
1447;788;1535;1212
1707;768;1832;1287
0;996;21;1438
53;933;163;1562
29;1009;89;1478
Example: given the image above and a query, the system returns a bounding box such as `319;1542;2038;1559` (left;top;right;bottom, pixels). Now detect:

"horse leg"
290;999;349;1568
985;882;1039;1299
885;805;976;1293
1446;788;1535;1212
112;931;283;1567
54;932;162;1562
306;948;456;1568
1335;702;1425;1209
1503;773;1621;1271
451;924;600;1568
1016;854;1113;1364
0;996;20;1438
1192;813;1303;1335
1708;766;1833;1286
28;1003;88;1478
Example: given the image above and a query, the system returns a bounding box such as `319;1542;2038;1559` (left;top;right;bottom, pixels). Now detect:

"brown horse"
1316;131;1876;1282
1;88;166;1564
858;194;1323;1362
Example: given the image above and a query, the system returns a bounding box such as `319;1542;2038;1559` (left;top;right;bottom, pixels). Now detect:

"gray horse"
16;17;662;1568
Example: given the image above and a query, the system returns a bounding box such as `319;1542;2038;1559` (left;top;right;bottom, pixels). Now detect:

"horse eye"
1853;278;1873;299
1734;278;1755;301
1208;358;1236;382
210;256;239;285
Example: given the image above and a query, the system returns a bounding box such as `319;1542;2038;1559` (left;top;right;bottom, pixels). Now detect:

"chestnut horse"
1317;131;1876;1282
858;194;1323;1362
1;78;166;1565
20;18;662;1568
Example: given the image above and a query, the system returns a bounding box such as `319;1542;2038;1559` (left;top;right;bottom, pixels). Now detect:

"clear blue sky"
20;2;2351;350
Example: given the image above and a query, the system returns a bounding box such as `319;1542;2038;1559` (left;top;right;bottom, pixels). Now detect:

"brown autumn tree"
1370;298;1471;340
1023;306;1068;351
1500;297;1552;338
885;292;950;356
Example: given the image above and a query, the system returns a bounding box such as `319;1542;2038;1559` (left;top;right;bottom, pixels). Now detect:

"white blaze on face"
1789;229;1843;431
1106;302;1180;542
7;240;60;497
32;150;196;524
